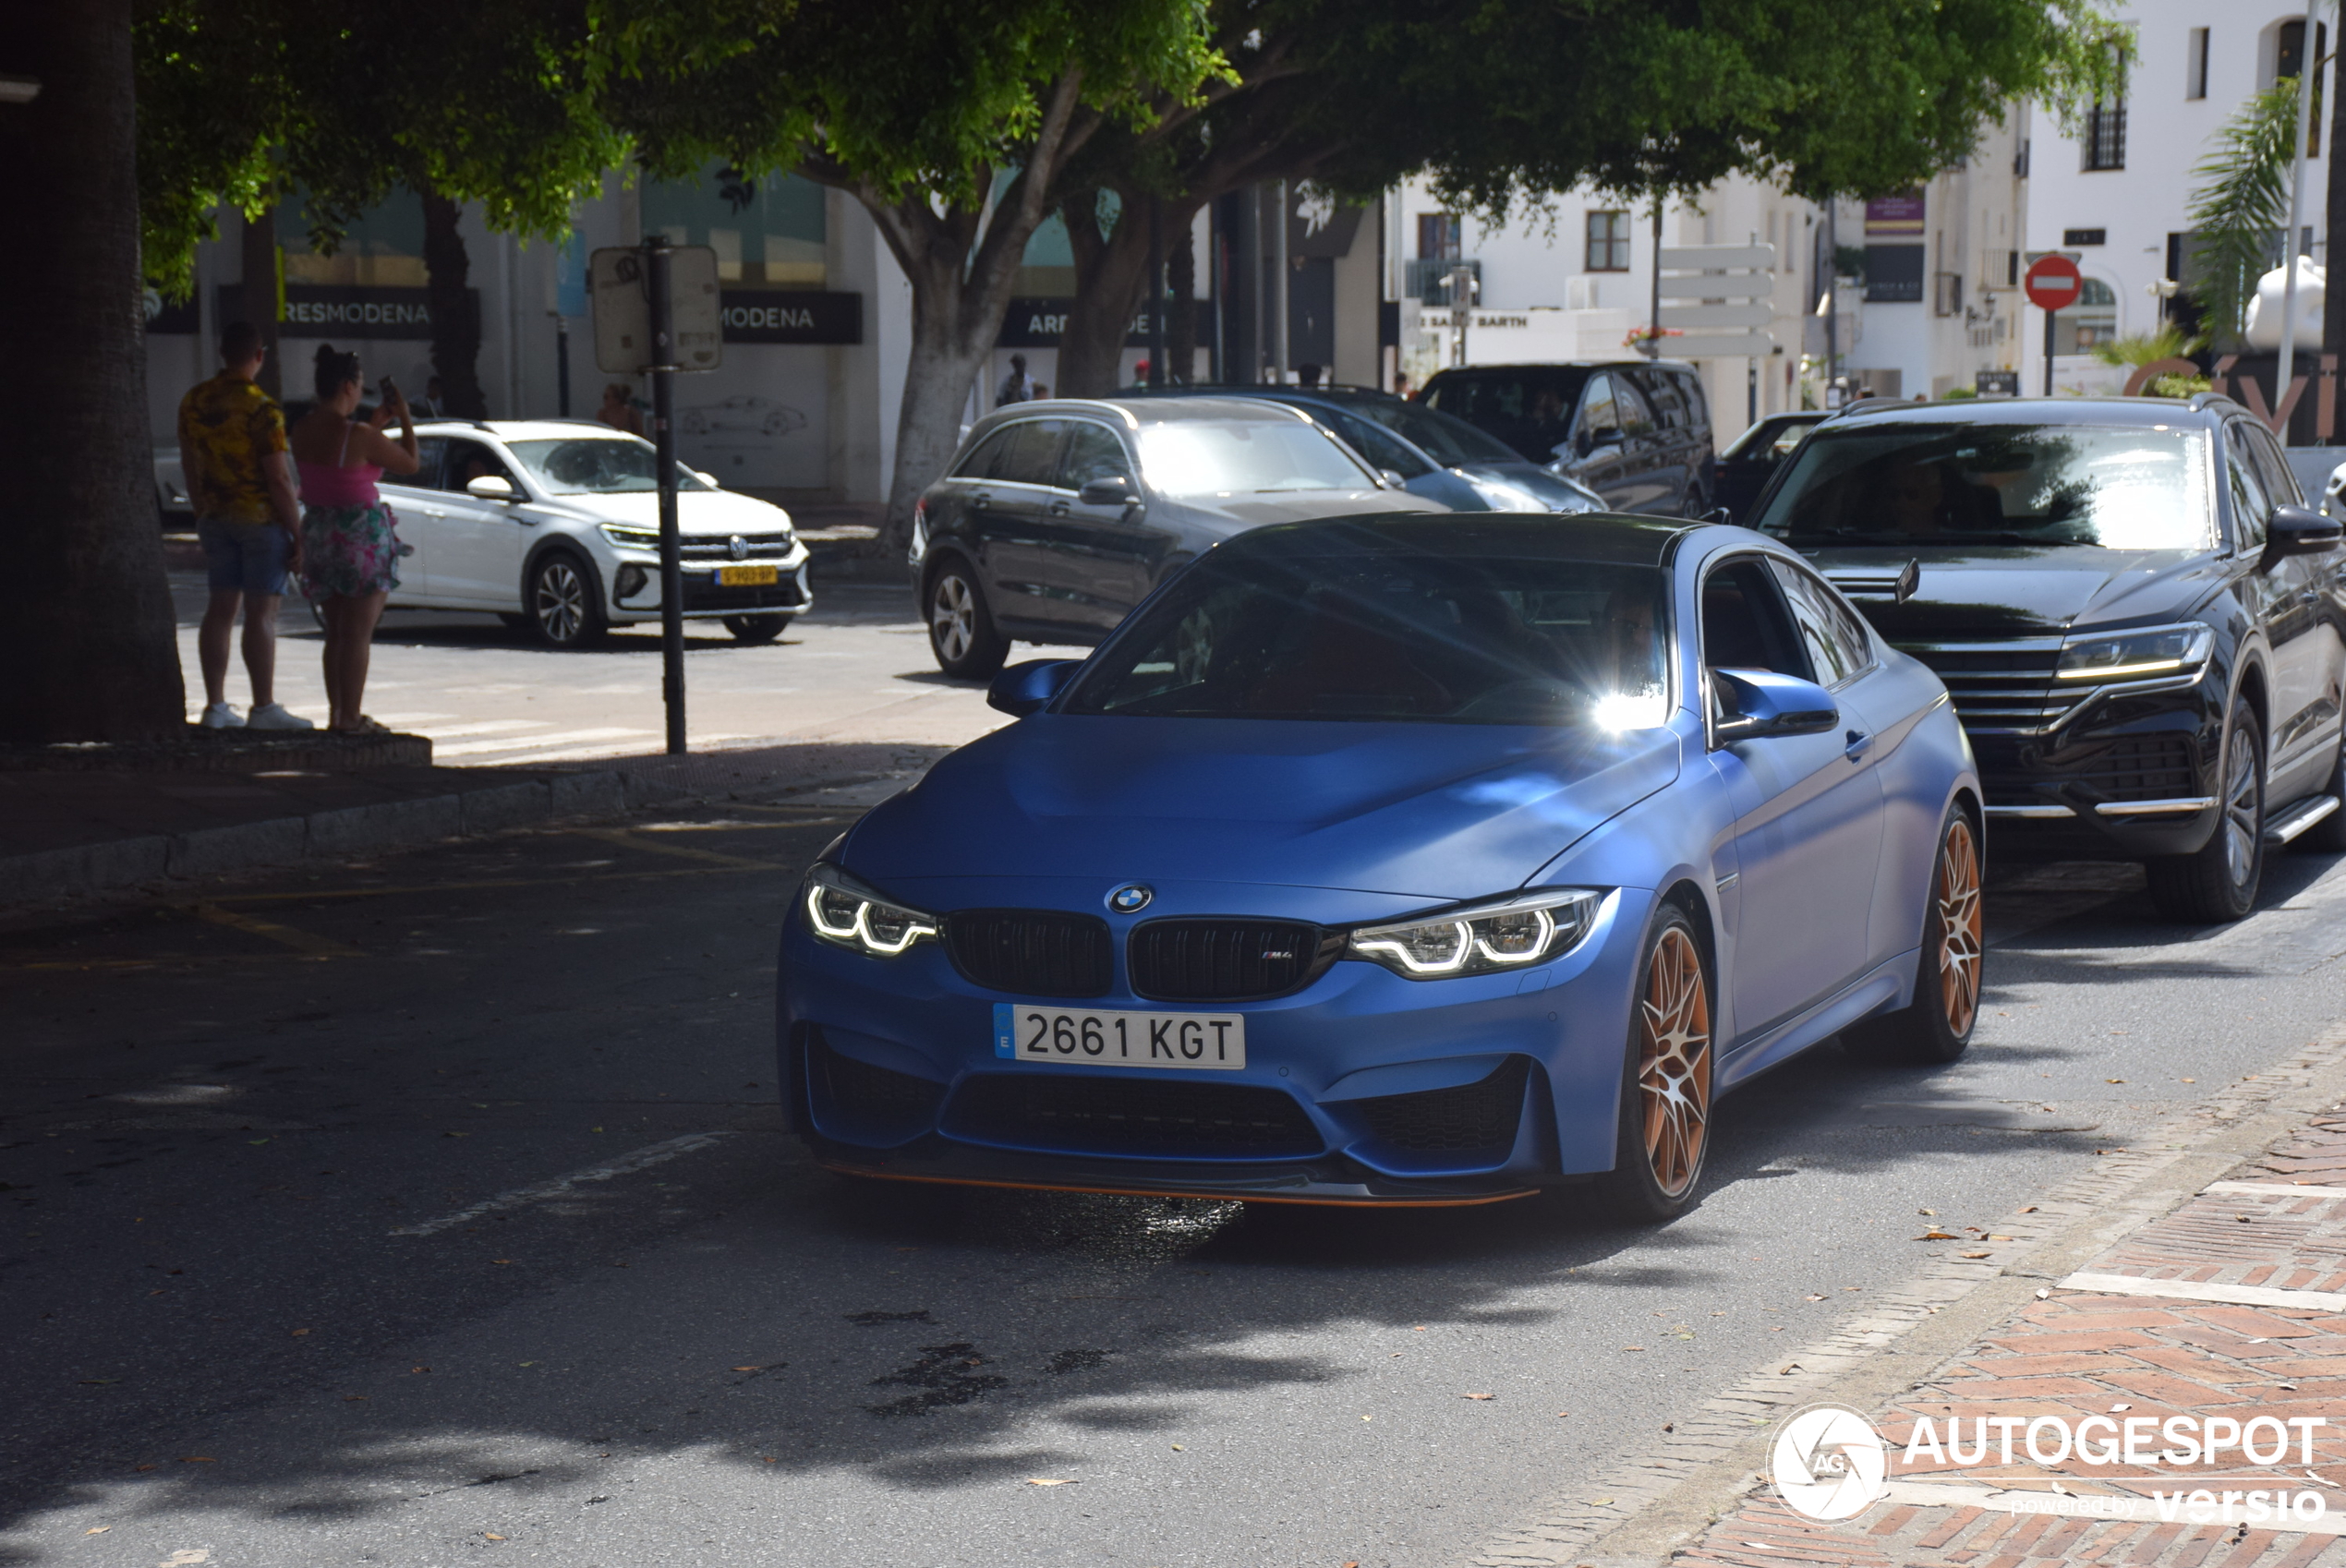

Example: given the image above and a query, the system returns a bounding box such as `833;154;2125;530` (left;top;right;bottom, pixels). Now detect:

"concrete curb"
0;769;652;910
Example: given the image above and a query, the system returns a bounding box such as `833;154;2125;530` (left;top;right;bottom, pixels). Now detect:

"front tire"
723;614;788;644
925;560;1008;680
1595;907;1712;1224
1844;805;1982;1064
2146;705;2265;923
526;552;608;649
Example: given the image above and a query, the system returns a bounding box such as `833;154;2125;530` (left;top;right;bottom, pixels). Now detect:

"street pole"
1147;197;1165;388
2044;297;2056;397
1271;181;1289;384
646;238;686;755
553;314;571;417
1822;199;1839;393
1647;203;1663;359
2278;0;2321;428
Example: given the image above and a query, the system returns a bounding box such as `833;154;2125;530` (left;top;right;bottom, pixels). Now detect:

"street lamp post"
2278;0;2323;420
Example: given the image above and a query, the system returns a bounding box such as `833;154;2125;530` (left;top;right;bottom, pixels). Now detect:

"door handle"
1046;501;1070;516
971;491;992;510
1844;729;1873;762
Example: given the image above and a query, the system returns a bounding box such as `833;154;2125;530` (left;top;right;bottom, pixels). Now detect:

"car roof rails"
1832;397;1912;416
2187;391;2243;416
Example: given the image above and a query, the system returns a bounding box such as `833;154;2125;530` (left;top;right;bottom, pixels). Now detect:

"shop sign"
998;299;1161;348
215;284;478;340
719;291;863;344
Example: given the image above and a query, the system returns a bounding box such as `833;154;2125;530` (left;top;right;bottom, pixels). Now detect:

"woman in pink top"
292;345;420;733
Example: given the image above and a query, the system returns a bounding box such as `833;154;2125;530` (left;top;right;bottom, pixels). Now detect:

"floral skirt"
300;501;402;599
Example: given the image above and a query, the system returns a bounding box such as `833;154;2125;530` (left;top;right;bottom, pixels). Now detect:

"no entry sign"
2024;254;2084;313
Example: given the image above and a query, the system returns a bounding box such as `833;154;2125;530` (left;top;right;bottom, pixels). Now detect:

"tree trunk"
420;189;488;417
0;0;186;742
239;204;282;400
1055;194;1156;397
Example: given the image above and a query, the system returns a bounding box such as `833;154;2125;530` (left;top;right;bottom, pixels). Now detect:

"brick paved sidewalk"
1668;1108;2346;1568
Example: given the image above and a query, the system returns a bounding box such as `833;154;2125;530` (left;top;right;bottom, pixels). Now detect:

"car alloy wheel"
2147;704;2265;923
1934;815;1983;1037
1636;923;1711;1200
2220;725;2260;887
932;574;975;663
527;554;606;648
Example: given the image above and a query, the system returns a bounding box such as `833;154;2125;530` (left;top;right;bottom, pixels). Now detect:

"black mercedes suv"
1747;395;2346;923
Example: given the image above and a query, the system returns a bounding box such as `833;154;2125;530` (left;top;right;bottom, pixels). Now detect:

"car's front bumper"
1970;693;2224;858
776;881;1654;1204
608;541;813;621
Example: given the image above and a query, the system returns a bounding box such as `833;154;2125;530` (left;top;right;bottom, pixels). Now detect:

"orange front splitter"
820;1162;1540;1209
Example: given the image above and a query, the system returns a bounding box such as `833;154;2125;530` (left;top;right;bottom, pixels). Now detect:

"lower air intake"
1350;1058;1529;1152
945;1073;1323;1159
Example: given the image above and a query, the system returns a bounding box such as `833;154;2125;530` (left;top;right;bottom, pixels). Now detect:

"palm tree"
2185;84;2301;347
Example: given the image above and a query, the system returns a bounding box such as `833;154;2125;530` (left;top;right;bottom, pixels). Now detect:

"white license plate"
993;1004;1246;1070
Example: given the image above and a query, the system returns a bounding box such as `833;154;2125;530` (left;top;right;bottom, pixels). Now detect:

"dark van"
1419;360;1716;516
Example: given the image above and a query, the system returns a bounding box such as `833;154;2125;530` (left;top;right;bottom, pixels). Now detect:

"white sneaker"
245;703;316;730
200;702;244;729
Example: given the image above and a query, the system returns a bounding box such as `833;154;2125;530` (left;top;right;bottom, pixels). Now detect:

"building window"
2186;27;2208;99
642;163;828;288
2276;21;2328;156
1585;211;1631;272
2084;45;2126;171
1417;213;1462;261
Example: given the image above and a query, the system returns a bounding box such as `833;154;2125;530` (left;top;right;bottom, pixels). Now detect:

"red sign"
2025;254;2084;313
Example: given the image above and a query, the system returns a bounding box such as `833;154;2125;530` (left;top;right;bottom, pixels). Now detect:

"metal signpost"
2023;254;2083;398
588;241;720;754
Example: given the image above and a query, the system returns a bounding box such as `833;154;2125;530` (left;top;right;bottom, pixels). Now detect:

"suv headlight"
2055;622;2213;681
803;864;939;958
1346;888;1602;979
599;524;661;551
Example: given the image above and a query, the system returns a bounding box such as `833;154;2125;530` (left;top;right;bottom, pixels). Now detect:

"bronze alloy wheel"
1935;816;1983;1038
1637;923;1712;1199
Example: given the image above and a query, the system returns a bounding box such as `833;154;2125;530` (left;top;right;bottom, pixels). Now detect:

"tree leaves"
2186;83;2302;345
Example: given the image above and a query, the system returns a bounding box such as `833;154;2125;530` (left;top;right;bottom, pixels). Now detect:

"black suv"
1747;395;2346;922
1418;359;1715;515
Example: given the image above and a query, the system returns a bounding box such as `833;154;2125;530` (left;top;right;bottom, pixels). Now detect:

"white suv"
374;419;812;647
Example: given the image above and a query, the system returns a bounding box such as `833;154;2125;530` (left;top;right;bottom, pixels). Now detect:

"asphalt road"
168;570;1086;762
7;802;2346;1566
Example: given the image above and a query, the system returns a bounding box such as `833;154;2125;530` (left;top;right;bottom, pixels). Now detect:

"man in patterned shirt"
178;320;312;729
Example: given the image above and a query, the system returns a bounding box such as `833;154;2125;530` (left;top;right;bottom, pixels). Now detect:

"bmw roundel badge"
1107;884;1154;913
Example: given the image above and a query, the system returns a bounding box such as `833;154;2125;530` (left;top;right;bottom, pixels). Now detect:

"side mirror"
1711;668;1838;743
1078;475;1137;508
1378;468;1411;490
2266;502;2343;562
695;470;719;488
986;657;1082;716
466;474;517;501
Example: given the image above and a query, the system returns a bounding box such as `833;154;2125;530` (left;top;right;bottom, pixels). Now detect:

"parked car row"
789;387;2346;1227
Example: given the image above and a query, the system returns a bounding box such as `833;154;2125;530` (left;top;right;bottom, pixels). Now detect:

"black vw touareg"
1747;395;2346;923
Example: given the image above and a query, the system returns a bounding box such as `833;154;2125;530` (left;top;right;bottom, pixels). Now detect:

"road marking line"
434;728;649;757
210;864;761;906
2205;1180;2346;1198
190;903;361;958
414;719;555;740
390;1131;735;1236
573;827;783;870
2057;1271;2346;1311
1878;1480;2346;1535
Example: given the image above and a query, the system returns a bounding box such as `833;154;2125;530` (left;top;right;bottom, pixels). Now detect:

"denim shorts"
198;516;292;597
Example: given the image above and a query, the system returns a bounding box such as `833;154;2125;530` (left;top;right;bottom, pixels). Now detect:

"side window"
1674;371;1709;437
951;428;1016;479
441;440;514;493
2244;423;2302;507
2226;424;2271;552
405;436;447;488
1059;422;1136;489
1577;375;1620;439
1769;561;1875;687
1612;377;1657;439
1634;370;1687;431
997;419;1070;487
1701;559;1812;680
1326;411;1431;478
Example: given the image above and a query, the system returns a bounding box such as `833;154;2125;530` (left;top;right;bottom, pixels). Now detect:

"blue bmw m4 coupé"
778;514;1982;1220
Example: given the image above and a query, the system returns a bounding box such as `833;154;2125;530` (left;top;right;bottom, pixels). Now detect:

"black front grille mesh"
946;1074;1322;1158
1352;1059;1529;1152
811;1035;946;1128
945;910;1114;997
1128;919;1334;1001
2074;734;2197;801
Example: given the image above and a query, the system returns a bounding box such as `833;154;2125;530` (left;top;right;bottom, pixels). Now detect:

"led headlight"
2055;622;2213;681
803;863;939;958
599;523;662;551
1346;888;1602;979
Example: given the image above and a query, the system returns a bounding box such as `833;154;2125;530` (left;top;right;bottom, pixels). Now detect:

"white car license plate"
993;1004;1245;1070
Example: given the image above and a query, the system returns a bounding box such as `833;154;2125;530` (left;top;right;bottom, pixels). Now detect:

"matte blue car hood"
846;713;1684;902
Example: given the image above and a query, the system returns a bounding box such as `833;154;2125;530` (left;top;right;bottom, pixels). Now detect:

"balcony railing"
1403;258;1483;307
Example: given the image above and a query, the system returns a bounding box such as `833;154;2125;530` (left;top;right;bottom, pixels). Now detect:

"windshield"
1421;368;1594;462
1355;400;1522;466
505;438;714;495
1751;422;2215;549
1135;419;1373;495
1064;546;1668;726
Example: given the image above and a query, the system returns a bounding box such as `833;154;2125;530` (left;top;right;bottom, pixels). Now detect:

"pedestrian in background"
292;346;420;734
596;381;644;435
1297;363;1324;389
996;354;1034;406
411;375;447;417
178;320;313;730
